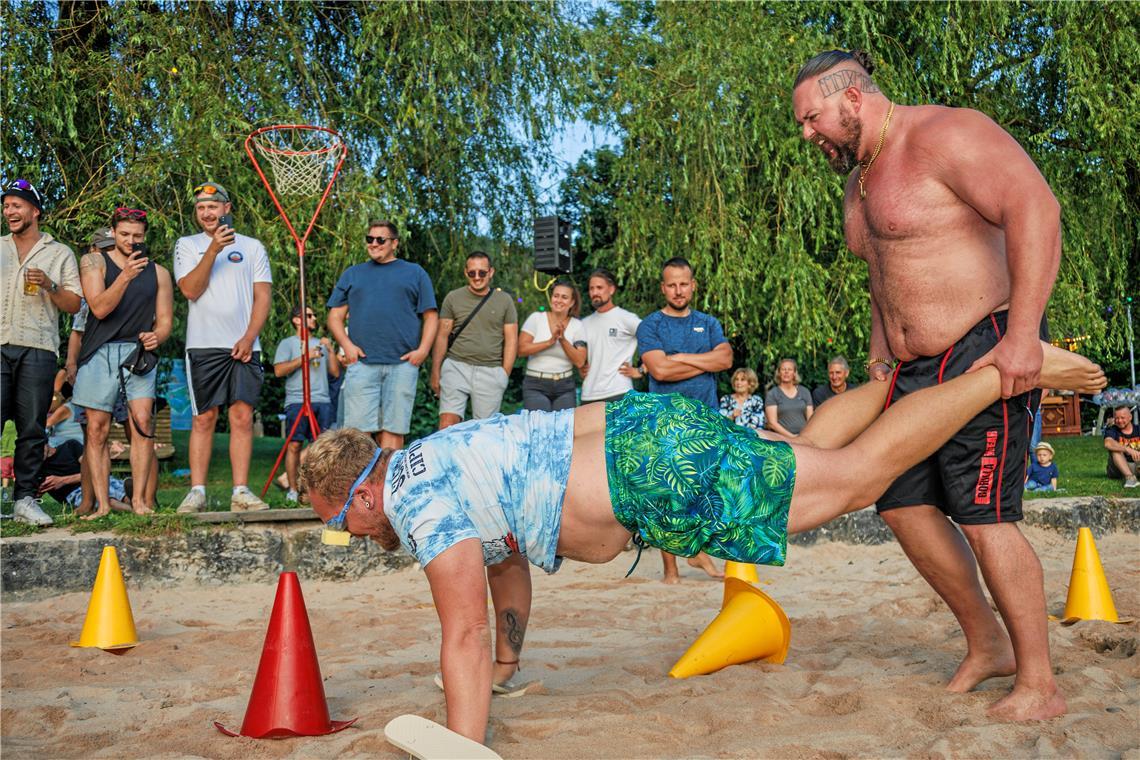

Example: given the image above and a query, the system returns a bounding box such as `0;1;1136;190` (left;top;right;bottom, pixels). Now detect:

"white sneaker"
13;496;53;526
1124;478;1140;489
285;489;299;503
231;488;270;512
176;489;207;514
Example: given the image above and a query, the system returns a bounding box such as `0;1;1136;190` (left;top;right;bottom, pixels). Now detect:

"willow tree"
1;0;584;360
579;1;1138;381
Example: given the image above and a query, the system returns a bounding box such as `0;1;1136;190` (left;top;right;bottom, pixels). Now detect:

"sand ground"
3;525;1138;759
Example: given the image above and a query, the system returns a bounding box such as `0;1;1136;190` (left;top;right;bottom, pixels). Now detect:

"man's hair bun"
850;49;875;75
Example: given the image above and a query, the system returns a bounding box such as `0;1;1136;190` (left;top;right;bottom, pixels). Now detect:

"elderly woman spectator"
719;367;765;432
518;279;587;411
764;358;814;436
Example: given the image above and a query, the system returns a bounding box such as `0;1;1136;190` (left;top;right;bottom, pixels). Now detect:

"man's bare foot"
74;503;94;517
111;499;133;513
987;684;1066;721
946;646;1017;693
687;553;725;580
662;572;681;585
1039;342;1106;394
131;503;154;516
81;505;110;521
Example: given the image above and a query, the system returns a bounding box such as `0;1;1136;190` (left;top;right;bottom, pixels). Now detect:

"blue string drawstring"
624;534;647;578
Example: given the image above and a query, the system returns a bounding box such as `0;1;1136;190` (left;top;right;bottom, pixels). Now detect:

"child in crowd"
1025;441;1059;492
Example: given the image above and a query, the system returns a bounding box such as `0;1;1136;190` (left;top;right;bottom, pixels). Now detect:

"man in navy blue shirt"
637;256;733;582
327;221;437;450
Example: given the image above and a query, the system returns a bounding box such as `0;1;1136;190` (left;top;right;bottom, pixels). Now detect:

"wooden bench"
109;407;176;468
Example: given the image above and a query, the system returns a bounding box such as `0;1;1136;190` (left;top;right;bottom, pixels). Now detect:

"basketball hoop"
245;125;347;498
245;125;347;251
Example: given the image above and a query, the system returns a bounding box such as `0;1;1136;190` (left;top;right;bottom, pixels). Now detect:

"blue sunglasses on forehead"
323;447;383;536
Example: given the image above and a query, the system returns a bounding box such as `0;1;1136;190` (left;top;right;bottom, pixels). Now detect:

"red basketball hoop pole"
245;125;347;498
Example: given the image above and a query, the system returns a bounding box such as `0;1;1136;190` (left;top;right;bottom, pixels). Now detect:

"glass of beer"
23;269;39;296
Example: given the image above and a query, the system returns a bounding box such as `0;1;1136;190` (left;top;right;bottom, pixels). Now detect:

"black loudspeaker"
534;215;572;274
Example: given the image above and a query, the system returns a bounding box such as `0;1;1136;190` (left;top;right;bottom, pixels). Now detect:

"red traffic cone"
215;572;356;738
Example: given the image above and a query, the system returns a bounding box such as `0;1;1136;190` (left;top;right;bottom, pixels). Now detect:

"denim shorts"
74;342;157;413
342;361;420;434
284;402;335;443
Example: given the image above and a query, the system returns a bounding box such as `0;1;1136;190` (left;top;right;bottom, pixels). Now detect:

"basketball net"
245;125;347;498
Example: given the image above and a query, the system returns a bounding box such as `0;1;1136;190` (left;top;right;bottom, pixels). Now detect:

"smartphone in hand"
218;213;234;231
131;242;149;257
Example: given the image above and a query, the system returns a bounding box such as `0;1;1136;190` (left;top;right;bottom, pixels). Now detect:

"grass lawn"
3;430;1133;538
1;430;306;537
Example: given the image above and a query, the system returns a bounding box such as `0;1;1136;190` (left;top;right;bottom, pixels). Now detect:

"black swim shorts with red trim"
876;311;1047;525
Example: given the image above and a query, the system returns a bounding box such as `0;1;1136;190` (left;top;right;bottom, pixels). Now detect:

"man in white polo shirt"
173;182;272;513
579;268;643;404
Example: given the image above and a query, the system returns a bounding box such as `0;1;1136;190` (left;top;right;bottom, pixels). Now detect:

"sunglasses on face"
365;235;395;245
325;448;383;532
6;179;42;204
466;269;490;278
112;207;148;221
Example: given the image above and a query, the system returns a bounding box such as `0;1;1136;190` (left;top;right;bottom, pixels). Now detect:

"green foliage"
574;1;1137;383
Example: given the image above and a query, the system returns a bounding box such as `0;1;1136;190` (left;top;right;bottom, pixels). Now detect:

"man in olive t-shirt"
430;251;518;429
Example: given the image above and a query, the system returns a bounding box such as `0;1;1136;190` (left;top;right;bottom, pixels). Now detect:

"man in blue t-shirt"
328;221;438;450
636;256;733;583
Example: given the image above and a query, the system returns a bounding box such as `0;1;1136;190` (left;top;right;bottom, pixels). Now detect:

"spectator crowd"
3;178;1135;538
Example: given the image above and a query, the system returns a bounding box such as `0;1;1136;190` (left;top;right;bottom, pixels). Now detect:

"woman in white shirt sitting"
518;279;587;411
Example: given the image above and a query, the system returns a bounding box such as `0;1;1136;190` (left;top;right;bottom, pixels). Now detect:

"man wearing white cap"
173;182;272;513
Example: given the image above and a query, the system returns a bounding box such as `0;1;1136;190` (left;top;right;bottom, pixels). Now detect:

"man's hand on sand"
967;334;1043;398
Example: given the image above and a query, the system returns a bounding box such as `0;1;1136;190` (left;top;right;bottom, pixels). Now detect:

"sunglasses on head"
466;269;490;278
365;234;395;245
193;184;220;196
6;179;42;203
112;207;147;221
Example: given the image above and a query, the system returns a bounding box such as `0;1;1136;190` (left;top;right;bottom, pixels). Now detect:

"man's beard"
826;111;862;174
590;295;610;309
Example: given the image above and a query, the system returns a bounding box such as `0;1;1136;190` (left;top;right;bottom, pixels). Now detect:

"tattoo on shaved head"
818;69;880;98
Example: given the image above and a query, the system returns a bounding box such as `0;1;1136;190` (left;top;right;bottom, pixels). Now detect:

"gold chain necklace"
858;101;895;199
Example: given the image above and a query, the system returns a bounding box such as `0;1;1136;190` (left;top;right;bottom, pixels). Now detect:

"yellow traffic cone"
1062;527;1118;623
71;546;138;650
670;578;790;678
722;561;760;607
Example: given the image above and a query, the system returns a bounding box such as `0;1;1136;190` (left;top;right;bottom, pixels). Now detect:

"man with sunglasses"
173;182;272;513
74;207;173;518
298;342;1103;749
2;179;82;526
430;251;518;429
327;221;437;450
274;305;341;502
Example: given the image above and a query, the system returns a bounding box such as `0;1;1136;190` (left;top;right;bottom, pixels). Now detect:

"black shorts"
877;311;1047;525
185;349;264;416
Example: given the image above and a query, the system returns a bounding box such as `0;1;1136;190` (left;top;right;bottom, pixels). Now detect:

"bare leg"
1108;451;1135;479
75;449;94;515
228;401;254;487
962;523;1066;720
661;551;680;584
486;552;531;685
189;407;218;487
82;409;112;520
795;379;891;450
882;507;1015;692
285;441;302;492
126;398;154;515
379;430;405;450
786;344;1105;533
686;552;724;579
439;413;462;430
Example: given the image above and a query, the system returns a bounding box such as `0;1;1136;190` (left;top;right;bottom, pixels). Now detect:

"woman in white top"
518;279;587;411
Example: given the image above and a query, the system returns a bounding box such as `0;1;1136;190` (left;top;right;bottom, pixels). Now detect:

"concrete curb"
2;497;1136;599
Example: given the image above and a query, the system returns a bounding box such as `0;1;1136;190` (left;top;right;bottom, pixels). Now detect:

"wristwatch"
47;280;58;294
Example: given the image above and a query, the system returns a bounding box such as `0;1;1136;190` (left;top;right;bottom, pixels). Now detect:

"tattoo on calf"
819;68;880;97
502;609;526;654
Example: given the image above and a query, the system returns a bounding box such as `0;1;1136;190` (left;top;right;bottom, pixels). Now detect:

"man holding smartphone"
74;207;173;519
173;182;272;513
